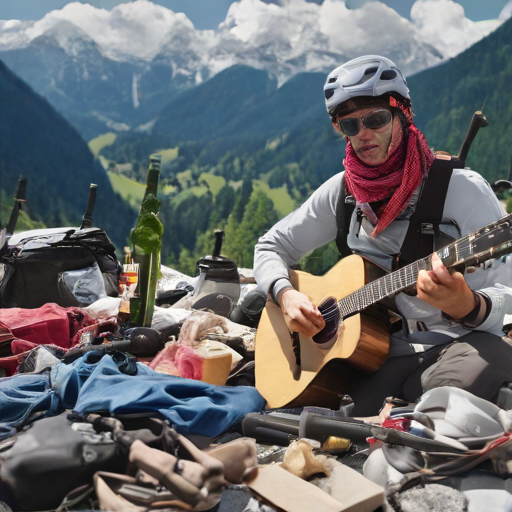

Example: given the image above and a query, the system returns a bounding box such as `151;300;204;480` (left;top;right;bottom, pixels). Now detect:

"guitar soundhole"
313;296;341;348
291;331;301;367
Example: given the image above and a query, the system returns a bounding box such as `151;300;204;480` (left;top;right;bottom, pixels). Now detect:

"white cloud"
319;0;413;54
212;0;442;79
0;0;202;61
0;0;503;79
411;0;501;58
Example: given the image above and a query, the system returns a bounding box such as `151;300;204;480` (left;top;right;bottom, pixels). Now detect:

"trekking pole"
79;183;97;230
212;229;223;259
6;176;27;237
457;111;488;164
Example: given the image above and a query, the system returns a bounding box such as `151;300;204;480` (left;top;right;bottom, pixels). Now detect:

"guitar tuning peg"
465;266;478;274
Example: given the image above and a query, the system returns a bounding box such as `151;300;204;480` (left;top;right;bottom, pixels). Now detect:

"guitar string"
323;250;446;319
319;219;511;321
321;256;431;319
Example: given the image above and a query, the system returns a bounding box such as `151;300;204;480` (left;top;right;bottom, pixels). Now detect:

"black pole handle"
457;111;488;163
6;176;28;237
212;229;223;258
80;183;97;229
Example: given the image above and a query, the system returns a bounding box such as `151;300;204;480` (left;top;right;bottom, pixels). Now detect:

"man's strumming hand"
280;289;326;337
417;252;476;319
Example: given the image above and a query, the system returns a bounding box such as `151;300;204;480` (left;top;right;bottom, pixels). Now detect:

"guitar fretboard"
337;214;512;318
338;256;431;318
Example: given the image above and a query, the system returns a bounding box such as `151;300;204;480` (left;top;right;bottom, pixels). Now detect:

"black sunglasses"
337;109;392;137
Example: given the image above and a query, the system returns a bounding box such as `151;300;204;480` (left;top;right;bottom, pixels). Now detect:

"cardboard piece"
314;459;385;512
247;464;344;512
195;340;234;385
248;461;385;512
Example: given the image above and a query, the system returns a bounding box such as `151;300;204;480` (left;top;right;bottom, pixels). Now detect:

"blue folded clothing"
0;352;265;437
0;372;62;429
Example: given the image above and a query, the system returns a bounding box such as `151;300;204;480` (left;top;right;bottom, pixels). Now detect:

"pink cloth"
149;343;203;380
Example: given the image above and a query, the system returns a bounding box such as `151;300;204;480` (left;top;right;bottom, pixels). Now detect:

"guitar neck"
338;214;512;318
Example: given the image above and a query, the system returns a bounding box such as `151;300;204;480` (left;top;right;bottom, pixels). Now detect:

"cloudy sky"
1;0;510;29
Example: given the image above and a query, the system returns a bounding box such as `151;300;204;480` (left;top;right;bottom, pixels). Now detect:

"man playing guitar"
253;55;512;415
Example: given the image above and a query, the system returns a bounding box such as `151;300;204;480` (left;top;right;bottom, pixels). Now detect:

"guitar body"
255;255;390;409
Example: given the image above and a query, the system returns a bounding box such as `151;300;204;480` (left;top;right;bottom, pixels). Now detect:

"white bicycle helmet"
324;55;410;118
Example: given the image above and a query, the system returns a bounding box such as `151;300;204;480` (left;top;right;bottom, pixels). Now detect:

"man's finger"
418;269;437;294
286;306;324;336
289;317;321;337
431;252;451;285
301;305;325;329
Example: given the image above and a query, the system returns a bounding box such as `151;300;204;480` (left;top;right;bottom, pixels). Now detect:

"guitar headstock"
438;214;512;272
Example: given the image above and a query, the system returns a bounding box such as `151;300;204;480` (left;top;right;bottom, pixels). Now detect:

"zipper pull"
356;208;363;238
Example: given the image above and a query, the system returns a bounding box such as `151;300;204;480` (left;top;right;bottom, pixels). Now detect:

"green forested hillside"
409;17;512;181
101;67;345;272
0;60;135;247
152;66;278;142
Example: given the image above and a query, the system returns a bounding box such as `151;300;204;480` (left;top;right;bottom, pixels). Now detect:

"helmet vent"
352;66;378;86
324;88;335;100
328;77;337;83
380;69;397;80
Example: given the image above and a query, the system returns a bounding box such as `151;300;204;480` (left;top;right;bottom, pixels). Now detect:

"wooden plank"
314;459;385;512
247;465;344;512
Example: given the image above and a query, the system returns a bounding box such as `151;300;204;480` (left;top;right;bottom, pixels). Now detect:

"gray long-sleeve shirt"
254;168;512;338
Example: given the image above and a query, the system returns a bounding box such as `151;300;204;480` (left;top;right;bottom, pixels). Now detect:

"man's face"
335;106;394;166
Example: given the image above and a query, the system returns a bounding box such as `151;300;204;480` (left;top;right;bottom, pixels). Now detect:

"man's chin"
357;153;387;166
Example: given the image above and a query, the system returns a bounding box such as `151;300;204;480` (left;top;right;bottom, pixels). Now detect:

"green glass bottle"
129;155;163;327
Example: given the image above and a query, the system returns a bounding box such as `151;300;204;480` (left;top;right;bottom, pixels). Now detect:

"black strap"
335;174;356;258
397;158;459;268
335;158;462;264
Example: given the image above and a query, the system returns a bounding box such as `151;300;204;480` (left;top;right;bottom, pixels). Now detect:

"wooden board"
247;465;344;512
248;462;385;512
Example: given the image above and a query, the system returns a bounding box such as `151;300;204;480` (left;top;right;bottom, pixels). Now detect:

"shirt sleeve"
253;172;343;297
446;170;512;336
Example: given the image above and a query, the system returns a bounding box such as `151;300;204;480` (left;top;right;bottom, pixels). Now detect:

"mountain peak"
0;0;506;139
0;0;503;73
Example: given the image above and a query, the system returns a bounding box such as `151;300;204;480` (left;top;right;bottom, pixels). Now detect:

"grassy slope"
200;173;225;196
155;147;179;165
88;132;117;157
107;171;145;208
253;180;296;217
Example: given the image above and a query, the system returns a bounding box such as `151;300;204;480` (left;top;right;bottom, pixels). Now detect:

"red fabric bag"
0;303;94;349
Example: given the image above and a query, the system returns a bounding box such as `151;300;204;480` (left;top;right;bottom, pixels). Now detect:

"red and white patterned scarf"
343;101;434;237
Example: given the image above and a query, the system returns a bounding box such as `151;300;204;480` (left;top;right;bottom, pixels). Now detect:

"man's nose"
356;125;374;141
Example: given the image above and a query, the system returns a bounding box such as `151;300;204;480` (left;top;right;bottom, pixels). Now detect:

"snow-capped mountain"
0;0;502;138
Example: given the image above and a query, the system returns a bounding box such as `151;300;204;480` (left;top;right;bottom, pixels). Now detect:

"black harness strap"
335;158;463;265
397;158;459;268
335;173;356;258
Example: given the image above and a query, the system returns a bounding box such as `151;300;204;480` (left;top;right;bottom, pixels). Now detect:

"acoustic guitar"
255;214;512;409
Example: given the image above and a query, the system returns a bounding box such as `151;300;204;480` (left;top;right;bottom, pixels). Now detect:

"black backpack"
0;413;177;511
0;183;121;308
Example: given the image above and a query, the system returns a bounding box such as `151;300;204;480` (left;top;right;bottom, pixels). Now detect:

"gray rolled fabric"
388;483;468;512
